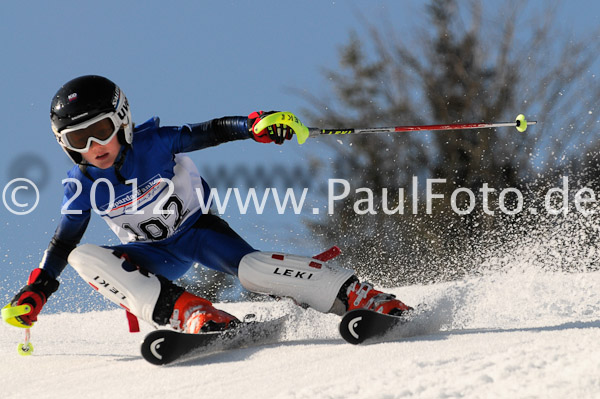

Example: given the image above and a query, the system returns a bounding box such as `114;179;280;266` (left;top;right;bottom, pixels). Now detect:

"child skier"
8;75;411;333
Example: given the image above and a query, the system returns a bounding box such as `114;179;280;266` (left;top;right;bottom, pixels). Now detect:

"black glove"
248;111;294;144
10;268;59;326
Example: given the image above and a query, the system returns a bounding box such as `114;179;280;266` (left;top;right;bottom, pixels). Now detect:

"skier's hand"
10;269;59;326
248;111;295;144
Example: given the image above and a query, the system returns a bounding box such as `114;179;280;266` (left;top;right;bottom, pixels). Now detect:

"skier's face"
80;134;121;169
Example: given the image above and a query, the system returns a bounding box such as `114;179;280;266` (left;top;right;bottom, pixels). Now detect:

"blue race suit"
40;116;257;281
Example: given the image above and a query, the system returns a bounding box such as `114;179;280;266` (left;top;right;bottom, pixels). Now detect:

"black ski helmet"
50;75;133;164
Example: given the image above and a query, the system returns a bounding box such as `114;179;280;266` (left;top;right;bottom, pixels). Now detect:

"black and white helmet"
50;75;132;164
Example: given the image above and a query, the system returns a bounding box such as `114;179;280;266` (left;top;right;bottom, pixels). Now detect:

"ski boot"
342;277;412;316
169;292;239;333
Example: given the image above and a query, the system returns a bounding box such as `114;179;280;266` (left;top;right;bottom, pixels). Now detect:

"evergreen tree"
304;0;600;285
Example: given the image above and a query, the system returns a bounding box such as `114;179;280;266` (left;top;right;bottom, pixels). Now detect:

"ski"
140;316;286;365
339;309;410;345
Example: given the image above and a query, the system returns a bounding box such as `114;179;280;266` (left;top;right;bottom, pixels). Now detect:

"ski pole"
252;112;537;145
21;328;33;355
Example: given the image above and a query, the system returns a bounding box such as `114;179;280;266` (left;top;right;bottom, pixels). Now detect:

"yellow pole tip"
515;114;528;132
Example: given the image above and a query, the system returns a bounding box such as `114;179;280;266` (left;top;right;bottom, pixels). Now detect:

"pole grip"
2;304;33;329
252;112;310;144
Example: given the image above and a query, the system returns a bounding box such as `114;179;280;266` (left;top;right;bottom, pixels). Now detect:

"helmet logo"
68;93;78;103
112;87;120;108
71;112;89;121
117;97;130;122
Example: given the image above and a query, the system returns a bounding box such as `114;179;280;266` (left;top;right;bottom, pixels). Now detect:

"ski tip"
141;338;166;365
339;309;369;345
339;309;409;345
140;330;175;366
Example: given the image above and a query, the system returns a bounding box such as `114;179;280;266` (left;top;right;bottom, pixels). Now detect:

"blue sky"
1;1;599;310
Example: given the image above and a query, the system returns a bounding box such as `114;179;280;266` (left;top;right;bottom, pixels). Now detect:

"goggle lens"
63;118;118;151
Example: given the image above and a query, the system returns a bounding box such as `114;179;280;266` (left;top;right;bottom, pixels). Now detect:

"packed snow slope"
1;266;599;399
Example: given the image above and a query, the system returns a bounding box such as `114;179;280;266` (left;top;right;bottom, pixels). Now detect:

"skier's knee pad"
68;244;161;323
238;252;354;313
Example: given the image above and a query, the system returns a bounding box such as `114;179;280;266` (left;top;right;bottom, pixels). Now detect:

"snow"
1;269;599;399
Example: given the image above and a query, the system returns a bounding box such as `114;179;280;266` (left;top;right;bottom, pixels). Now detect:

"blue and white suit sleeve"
39;178;92;279
172;116;252;153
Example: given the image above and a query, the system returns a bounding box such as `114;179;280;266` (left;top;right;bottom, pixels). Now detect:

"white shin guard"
68;244;161;323
238;251;354;313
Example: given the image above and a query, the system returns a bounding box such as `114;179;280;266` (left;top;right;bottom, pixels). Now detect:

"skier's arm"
8;212;90;326
8;176;91;326
39;175;93;279
176;116;252;152
40;212;91;279
174;112;295;152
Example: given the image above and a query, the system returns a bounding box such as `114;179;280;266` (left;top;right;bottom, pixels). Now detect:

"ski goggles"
57;112;123;153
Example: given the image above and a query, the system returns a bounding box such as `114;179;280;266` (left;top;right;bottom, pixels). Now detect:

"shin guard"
238;252;354;313
68;244;161;323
